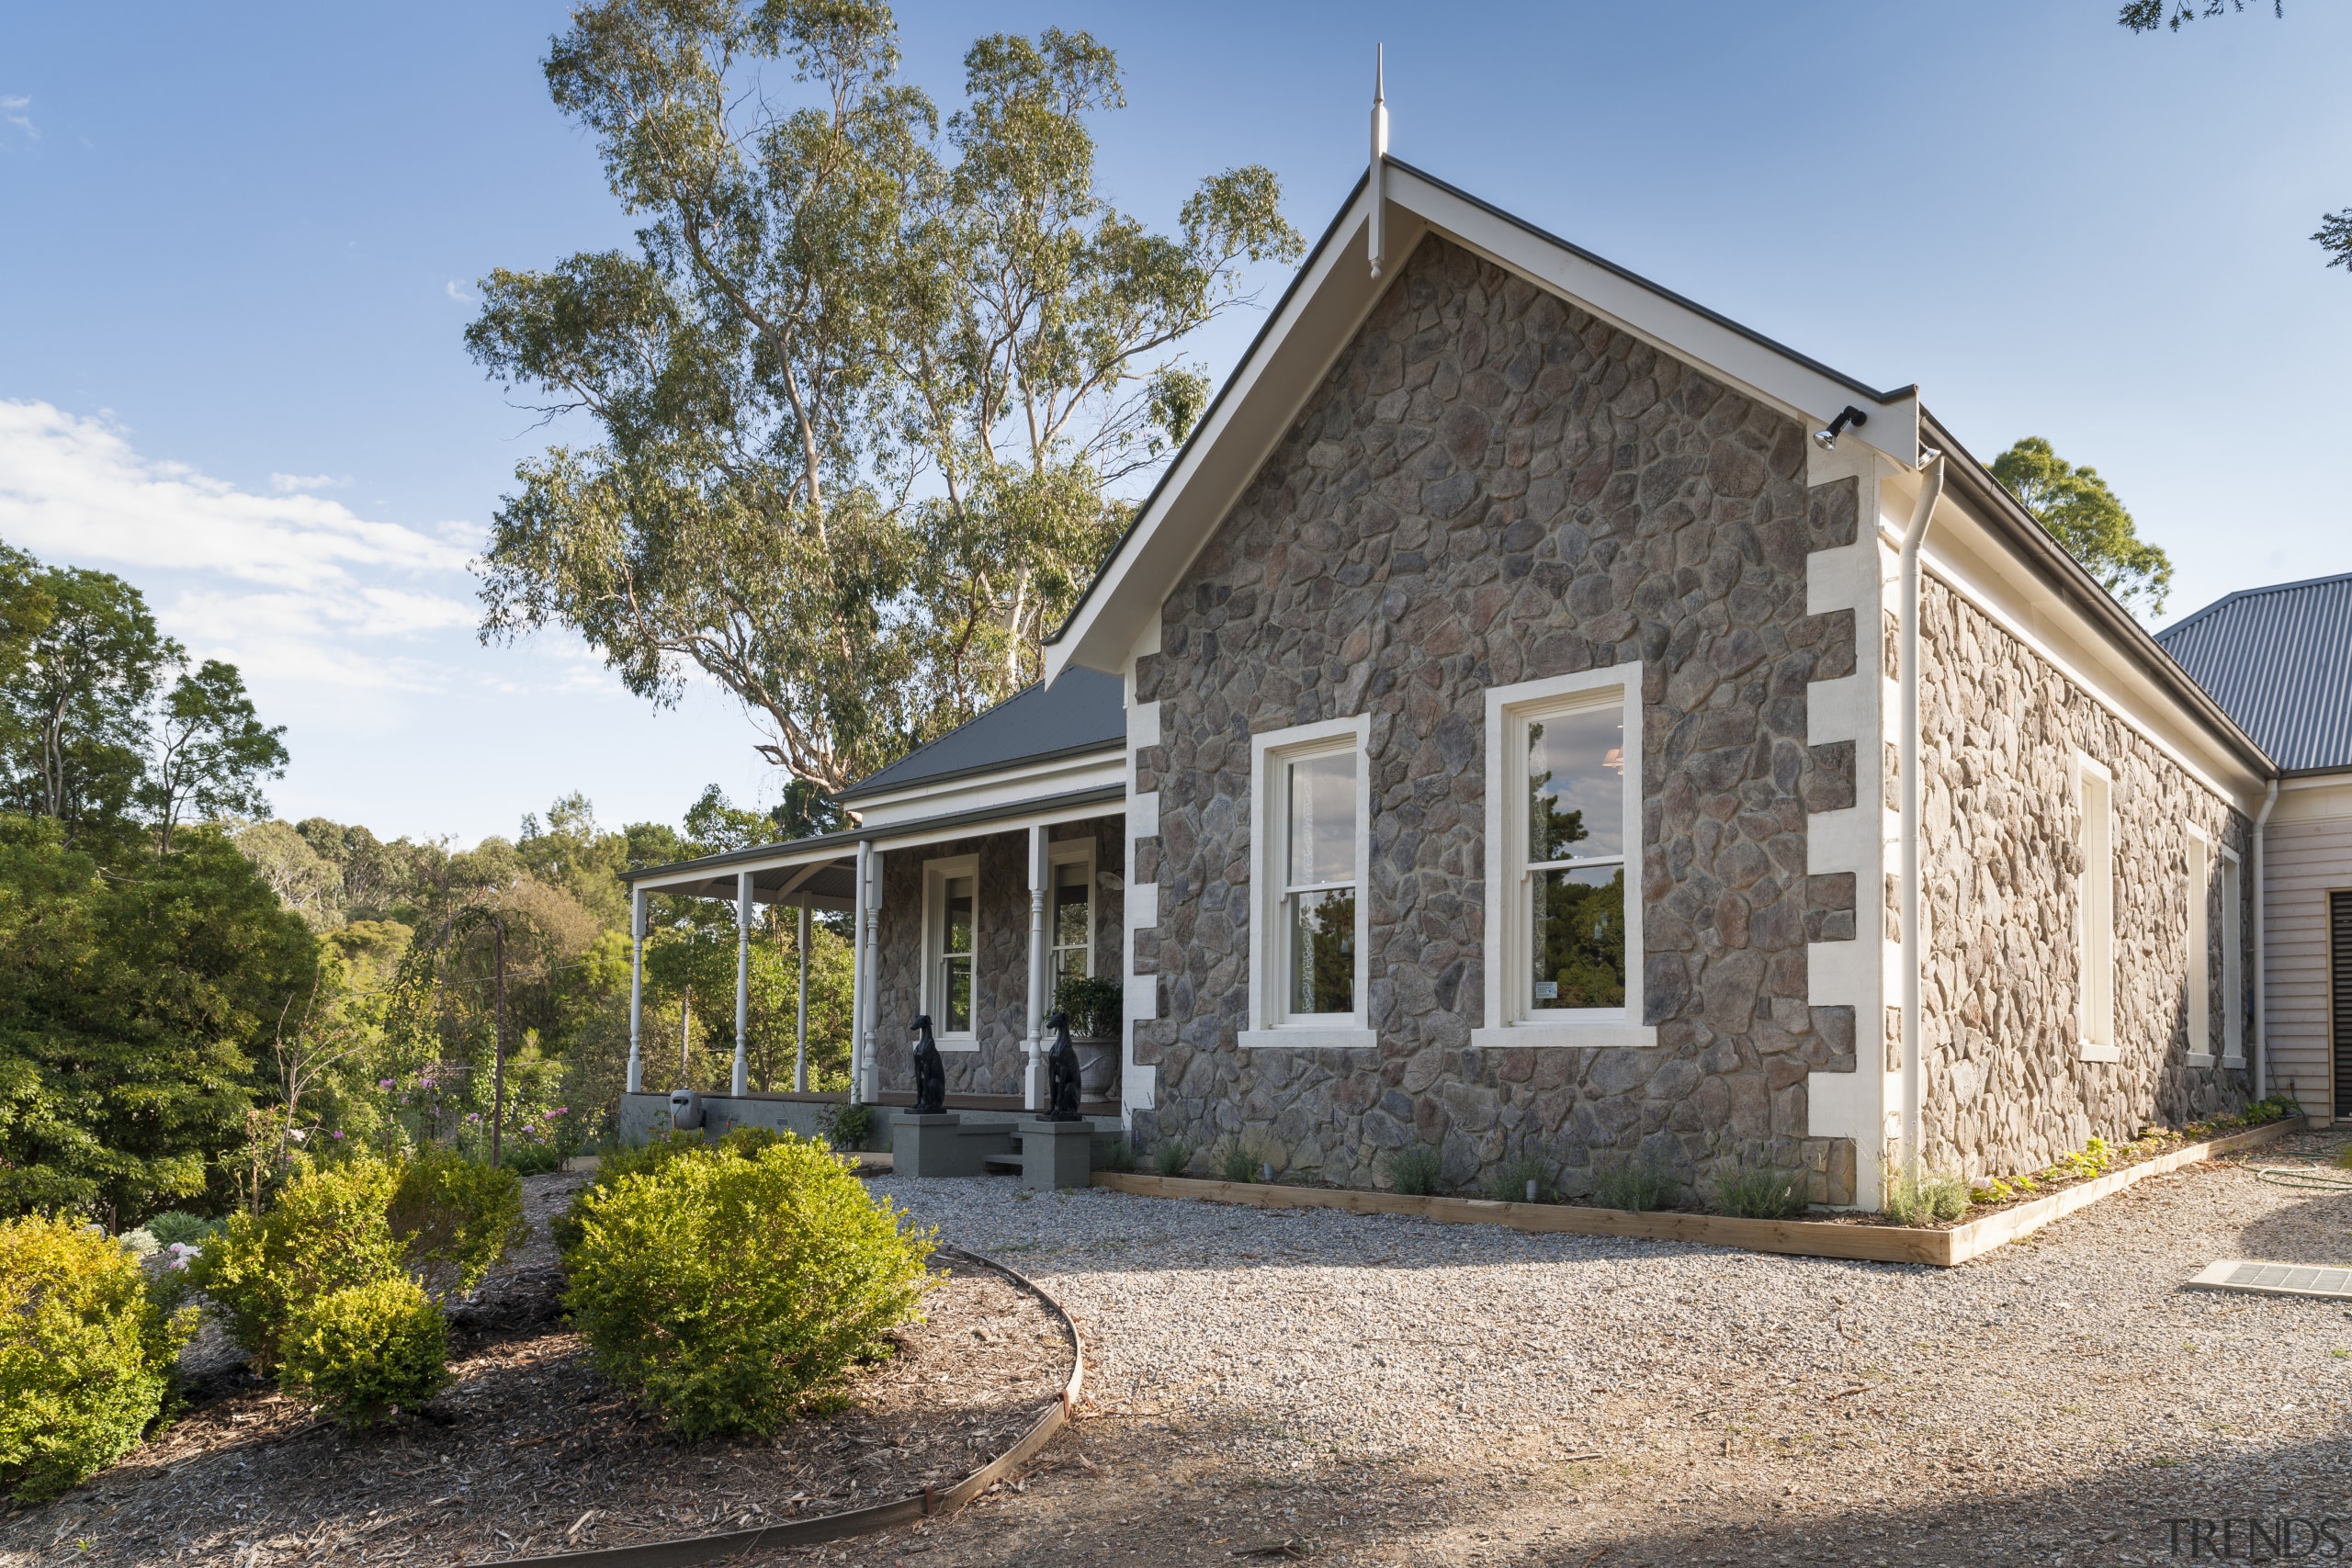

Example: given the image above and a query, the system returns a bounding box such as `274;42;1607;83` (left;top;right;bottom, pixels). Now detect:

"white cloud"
445;279;477;305
0;96;35;141
0;400;481;693
269;471;349;493
0;401;472;593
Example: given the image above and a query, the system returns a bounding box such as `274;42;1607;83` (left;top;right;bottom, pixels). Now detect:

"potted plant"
1052;975;1124;1097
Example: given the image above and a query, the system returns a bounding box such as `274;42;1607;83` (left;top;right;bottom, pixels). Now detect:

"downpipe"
2253;779;2278;1098
1900;452;1948;1190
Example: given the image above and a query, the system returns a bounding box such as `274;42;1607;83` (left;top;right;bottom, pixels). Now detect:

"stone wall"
1915;581;2253;1177
1129;234;1861;1202
870;817;1124;1098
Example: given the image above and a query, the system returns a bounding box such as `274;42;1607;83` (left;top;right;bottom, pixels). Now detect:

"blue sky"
3;2;2346;843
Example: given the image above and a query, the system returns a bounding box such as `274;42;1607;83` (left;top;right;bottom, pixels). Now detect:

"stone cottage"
623;152;2343;1209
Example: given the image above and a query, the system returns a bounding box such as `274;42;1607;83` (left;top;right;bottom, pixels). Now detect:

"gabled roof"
1044;157;1924;680
832;666;1125;804
2157;572;2352;773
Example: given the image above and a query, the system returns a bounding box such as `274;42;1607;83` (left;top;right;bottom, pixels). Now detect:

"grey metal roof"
832;667;1125;803
2156;572;2352;773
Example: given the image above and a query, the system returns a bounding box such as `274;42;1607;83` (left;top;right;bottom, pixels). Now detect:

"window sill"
2080;1043;2121;1064
1238;1028;1376;1051
1471;1024;1657;1051
935;1036;981;1054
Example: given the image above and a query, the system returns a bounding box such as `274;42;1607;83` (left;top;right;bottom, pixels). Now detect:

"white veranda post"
627;886;645;1093
853;840;880;1105
733;870;752;1097
794;897;811;1093
1025;824;1047;1111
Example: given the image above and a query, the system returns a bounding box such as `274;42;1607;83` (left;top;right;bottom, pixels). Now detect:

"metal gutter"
621;784;1129;886
834;739;1123;805
1921;410;2274;782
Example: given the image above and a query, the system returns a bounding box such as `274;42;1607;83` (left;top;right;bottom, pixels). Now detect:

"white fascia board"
1385;165;1920;469
1048;183;1403;680
849;751;1127;829
1048;164;1920;682
1894;469;2269;809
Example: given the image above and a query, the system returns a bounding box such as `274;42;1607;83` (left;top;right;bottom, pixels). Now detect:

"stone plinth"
1017;1120;1095;1190
892;1113;1012;1179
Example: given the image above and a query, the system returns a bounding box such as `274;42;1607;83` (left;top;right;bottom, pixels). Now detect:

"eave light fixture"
1812;405;1869;450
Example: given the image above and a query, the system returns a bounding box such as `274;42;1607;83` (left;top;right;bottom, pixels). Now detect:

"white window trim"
1473;664;1654;1051
1048;837;1097;985
2185;826;2212;1066
2220;842;2245;1066
1240;714;1374;1050
921;852;981;1051
2076;753;2119;1064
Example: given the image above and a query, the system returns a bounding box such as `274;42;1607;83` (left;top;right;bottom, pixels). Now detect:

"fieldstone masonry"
871;818;1124;1099
1128;235;1865;1203
1914;580;2252;1177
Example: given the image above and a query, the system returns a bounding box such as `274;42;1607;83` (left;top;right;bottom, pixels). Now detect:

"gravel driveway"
792;1135;2352;1567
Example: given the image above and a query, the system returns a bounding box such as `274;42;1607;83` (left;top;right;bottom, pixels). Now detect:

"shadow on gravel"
2227;1192;2352;1266
1451;1433;2352;1568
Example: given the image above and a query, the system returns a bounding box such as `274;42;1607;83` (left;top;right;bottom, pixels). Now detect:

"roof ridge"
2157;570;2352;642
835;677;1048;799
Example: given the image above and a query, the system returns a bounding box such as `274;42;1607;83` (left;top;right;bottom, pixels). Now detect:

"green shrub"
1216;1139;1261;1184
1152;1137;1193;1178
500;1141;565;1177
1098;1139;1137;1174
141;1211;221;1249
1590;1154;1677;1213
562;1134;933;1437
277;1275;450;1427
1386;1145;1443;1197
1881;1163;1972;1226
554;1128;769;1256
0;1215;198;1502
189;1159;404;1371
389;1145;528;1300
1493;1150;1551;1204
1713;1159;1808;1219
824;1101;875;1151
1051;974;1123;1040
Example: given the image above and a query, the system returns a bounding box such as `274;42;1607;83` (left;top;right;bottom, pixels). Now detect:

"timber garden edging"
1090;1117;2308;1268
492;1246;1083;1567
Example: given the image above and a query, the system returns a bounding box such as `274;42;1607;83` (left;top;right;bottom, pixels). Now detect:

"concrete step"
982;1152;1024;1173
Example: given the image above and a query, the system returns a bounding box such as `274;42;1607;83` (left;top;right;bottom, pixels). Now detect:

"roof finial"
1369;43;1388;279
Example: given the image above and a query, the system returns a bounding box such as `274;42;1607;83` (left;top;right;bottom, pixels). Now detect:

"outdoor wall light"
1813;405;1869;450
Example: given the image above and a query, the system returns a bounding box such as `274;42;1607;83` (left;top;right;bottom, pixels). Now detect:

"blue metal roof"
2156;572;2352;773
833;666;1126;803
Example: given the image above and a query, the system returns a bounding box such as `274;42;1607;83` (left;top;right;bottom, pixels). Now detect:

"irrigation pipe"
2253;1167;2352;1191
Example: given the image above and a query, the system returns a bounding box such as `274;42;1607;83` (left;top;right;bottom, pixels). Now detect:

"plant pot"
1072;1037;1120;1097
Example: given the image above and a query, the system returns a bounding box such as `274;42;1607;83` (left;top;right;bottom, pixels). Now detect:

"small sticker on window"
1533;980;1559;1000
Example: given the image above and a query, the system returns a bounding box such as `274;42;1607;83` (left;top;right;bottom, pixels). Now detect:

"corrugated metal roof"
832;666;1126;803
2155;571;2352;772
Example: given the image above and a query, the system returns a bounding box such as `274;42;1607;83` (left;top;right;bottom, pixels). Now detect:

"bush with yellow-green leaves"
187;1151;525;1427
561;1132;933;1437
0;1215;198;1502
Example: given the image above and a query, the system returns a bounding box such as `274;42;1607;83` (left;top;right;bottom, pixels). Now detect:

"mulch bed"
0;1174;1073;1568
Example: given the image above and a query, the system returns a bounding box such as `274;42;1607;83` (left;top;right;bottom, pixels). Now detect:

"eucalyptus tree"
468;0;1299;793
1990;437;2174;615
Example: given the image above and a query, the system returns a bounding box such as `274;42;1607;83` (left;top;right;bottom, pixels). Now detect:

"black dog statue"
909;1014;946;1115
1045;1009;1083;1122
